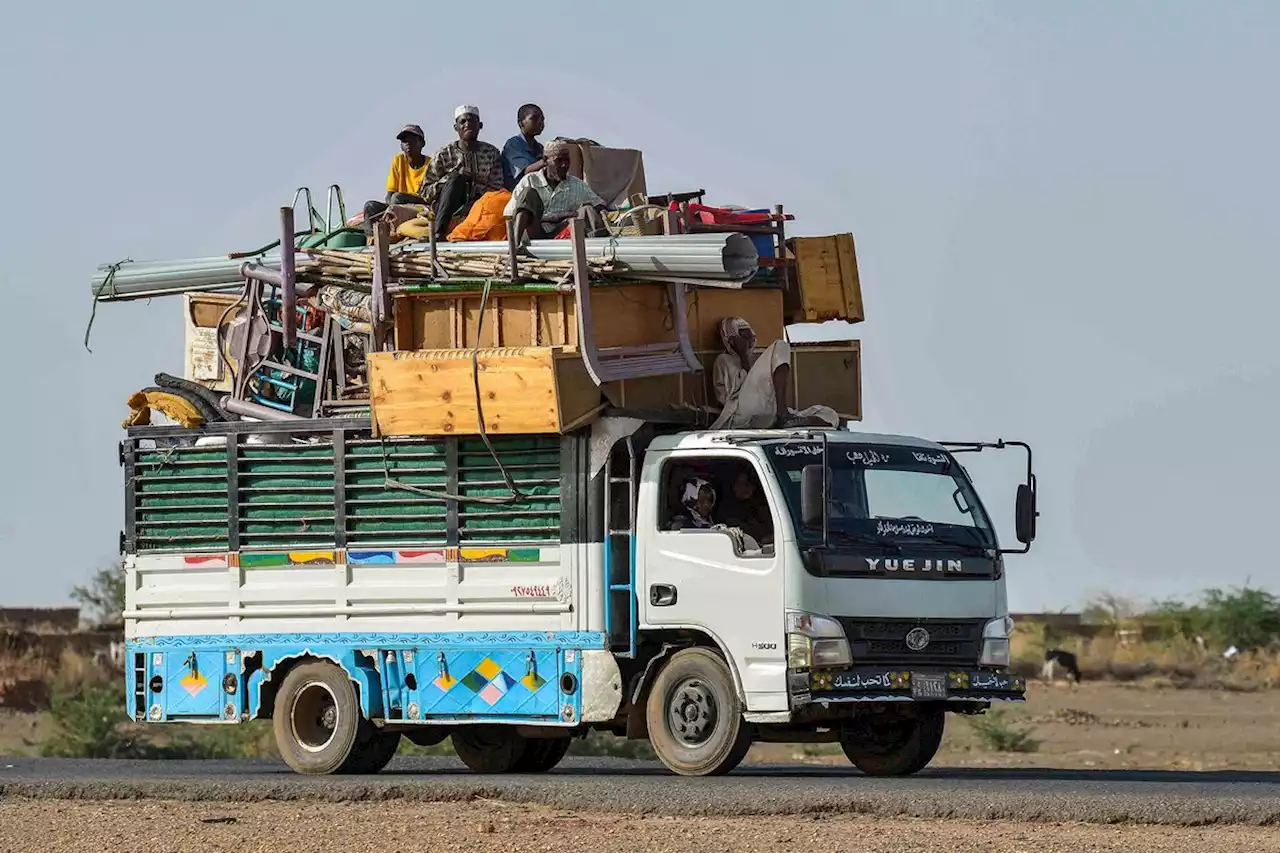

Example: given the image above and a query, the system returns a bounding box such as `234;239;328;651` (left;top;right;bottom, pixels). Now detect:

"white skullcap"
454;104;480;121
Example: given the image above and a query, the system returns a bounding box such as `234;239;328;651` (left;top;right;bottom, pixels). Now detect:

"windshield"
766;441;996;548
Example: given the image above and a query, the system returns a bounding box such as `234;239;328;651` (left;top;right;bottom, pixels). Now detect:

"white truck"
121;416;1036;777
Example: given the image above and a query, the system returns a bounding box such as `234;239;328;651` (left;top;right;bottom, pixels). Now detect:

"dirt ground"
1;799;1276;853
748;681;1280;770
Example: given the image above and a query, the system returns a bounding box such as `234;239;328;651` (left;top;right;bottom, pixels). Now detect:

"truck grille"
835;617;985;666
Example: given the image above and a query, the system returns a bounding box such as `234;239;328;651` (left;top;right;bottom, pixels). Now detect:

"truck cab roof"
648;428;947;454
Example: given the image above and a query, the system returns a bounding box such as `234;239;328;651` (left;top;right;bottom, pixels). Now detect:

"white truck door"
637;451;788;712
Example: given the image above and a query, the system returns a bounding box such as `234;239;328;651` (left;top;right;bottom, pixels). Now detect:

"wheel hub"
291;680;339;753
667;679;717;745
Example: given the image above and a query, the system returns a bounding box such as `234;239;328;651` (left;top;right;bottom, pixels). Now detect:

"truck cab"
599;424;1036;776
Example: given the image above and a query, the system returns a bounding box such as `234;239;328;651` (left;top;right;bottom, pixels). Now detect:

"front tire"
272;661;362;775
451;725;528;773
646;648;752;777
840;706;945;776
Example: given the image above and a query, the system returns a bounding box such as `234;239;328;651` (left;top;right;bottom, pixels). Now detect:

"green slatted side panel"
130;435;562;553
239;445;336;549
134;448;230;552
343;436;561;547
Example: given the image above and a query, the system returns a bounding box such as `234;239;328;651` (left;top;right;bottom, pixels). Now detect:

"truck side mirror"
1015;483;1037;544
801;465;825;529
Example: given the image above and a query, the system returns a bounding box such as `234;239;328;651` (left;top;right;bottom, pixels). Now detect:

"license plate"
911;672;947;700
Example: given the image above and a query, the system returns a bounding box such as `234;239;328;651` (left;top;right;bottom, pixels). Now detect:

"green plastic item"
301;228;366;250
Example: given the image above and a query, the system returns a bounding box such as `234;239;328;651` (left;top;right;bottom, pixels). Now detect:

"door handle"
649;584;677;607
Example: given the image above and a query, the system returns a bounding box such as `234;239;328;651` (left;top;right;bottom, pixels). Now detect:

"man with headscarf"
418;104;506;241
669;476;717;530
504;138;609;241
711;317;841;430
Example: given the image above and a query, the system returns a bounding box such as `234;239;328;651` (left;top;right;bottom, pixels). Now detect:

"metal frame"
938;439;1037;555
568;218;701;385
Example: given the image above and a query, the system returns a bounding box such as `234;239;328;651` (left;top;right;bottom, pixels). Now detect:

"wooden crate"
789;234;864;324
393;283;788;354
367;347;603;437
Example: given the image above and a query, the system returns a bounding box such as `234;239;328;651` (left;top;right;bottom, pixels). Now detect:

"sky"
1;1;1276;612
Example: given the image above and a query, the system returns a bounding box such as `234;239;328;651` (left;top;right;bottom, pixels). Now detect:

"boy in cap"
361;124;432;232
418;104;505;240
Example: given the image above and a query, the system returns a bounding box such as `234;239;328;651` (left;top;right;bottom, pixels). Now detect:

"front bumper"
799;666;1026;703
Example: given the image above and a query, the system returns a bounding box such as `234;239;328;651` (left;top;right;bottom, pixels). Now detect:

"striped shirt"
418;140;505;204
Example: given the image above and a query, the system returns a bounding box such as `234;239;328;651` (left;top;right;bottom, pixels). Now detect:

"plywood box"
367;347;604;437
393;284;787;355
789;234;864;324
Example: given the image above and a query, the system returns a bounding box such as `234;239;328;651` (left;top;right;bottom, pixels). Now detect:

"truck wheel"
646;648;752;777
339;725;401;774
839;706;945;776
512;737;571;773
272;661;362;775
451;726;528;773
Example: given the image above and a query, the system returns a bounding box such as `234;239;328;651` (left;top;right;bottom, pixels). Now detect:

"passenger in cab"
501;104;546;191
504;139;609;241
669;477;718;530
720;469;774;545
361;124;432;233
711;317;841;430
419;105;506;241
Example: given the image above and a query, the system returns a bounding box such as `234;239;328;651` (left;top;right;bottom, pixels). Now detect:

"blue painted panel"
125;632;601;724
415;648;565;719
158;650;227;719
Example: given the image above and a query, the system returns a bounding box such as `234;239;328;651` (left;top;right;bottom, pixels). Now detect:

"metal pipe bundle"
90;233;759;302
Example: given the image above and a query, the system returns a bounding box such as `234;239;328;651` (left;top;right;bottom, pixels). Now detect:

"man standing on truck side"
501;103;546;191
361;124;432;233
418;104;506;241
711;317;841;430
504;139;609;241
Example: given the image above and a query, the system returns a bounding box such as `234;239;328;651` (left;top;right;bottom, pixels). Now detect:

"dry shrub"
0;645;118;712
1012;619;1280;690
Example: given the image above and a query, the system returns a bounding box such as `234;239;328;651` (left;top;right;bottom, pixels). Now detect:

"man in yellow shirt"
362;124;432;232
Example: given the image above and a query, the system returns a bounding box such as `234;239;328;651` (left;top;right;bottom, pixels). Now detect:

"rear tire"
512;737;571;773
452;726;528;774
646;648;752;777
840;706;945;776
272;661;362;775
339;726;401;774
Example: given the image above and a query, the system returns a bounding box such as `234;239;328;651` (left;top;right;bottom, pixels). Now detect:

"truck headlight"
785;610;852;669
979;615;1014;667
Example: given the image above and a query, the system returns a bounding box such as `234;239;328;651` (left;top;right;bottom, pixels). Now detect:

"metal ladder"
602;436;638;657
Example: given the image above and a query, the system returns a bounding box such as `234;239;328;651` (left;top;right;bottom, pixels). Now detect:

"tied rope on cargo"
378;275;526;506
84;258;131;352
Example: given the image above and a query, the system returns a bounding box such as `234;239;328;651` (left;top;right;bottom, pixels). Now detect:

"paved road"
3;756;1279;826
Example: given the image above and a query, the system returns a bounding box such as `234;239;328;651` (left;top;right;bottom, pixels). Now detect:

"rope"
378;276;526;506
84;258;130;352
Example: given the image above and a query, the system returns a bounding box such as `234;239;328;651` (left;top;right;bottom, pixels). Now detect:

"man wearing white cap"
417;104;505;240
